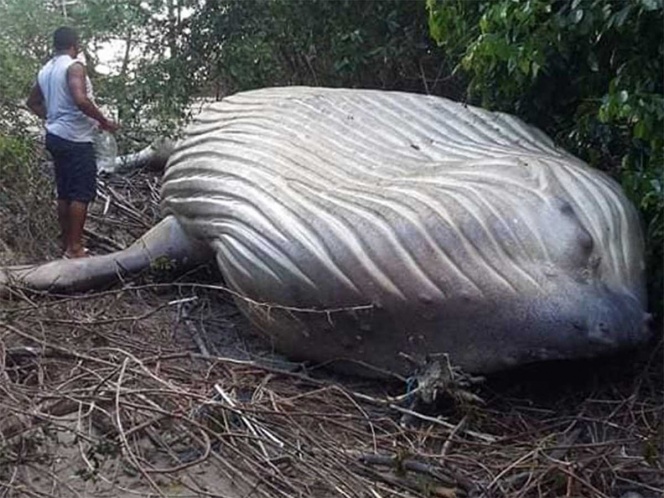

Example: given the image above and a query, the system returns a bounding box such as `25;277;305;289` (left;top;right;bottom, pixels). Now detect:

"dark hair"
53;26;79;51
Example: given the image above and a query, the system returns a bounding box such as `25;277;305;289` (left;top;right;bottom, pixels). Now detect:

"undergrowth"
0;133;58;264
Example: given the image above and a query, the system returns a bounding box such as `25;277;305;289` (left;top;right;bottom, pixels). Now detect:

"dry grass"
0;162;662;497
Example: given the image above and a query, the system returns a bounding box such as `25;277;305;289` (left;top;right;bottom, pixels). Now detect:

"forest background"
0;0;662;315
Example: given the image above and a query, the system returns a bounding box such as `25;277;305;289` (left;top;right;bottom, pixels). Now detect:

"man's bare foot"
63;248;90;259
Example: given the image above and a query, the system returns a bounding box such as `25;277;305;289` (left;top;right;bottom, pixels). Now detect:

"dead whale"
1;87;650;375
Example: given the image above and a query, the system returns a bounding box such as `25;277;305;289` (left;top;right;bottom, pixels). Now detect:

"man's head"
53;26;79;55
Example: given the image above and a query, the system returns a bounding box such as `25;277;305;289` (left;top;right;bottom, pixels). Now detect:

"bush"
0;133;58;263
185;0;452;96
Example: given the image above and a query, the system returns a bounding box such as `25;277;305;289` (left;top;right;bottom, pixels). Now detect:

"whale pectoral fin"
0;215;211;294
113;139;175;173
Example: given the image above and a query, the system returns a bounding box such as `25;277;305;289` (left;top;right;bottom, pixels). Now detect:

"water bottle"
95;130;118;173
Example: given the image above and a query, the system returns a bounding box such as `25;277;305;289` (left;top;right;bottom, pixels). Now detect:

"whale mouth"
492;288;652;372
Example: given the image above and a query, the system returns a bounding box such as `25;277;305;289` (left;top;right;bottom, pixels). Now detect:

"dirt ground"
0;167;662;497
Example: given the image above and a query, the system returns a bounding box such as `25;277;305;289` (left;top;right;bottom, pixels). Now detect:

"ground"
0;164;662;497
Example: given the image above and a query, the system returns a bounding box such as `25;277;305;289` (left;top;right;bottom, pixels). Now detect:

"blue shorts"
45;132;97;203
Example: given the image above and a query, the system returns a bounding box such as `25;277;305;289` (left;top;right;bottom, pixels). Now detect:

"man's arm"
26;83;47;120
67;62;119;132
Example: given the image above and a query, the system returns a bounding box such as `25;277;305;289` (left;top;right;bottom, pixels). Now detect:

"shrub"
0;133;57;263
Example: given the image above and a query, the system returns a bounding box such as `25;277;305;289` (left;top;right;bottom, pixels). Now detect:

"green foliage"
0;132;57;262
65;0;201;144
0;0;65;130
427;0;664;313
0;0;199;146
185;0;451;96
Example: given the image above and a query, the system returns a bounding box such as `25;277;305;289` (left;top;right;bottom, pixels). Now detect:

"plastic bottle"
94;130;118;173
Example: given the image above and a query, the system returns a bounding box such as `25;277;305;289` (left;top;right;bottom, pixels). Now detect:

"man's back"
37;54;95;143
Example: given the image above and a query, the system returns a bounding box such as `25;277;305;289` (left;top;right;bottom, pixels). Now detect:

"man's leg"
57;199;70;249
63;140;96;258
47;134;71;251
65;200;89;258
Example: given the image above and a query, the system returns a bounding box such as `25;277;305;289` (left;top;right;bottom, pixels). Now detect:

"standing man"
26;26;118;259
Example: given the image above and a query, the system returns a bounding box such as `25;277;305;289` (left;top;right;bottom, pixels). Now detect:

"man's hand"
100;118;120;133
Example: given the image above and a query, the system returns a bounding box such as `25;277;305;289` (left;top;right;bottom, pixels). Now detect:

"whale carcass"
1;87;650;375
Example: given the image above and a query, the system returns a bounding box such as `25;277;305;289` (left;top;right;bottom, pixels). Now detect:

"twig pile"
85;170;163;253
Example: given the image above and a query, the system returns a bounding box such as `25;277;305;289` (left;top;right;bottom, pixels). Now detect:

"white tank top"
37;54;97;143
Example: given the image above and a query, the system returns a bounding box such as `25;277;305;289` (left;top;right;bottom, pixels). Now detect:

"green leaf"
613;6;632;28
531;61;540;78
479;14;490;33
587;52;599;72
573;9;584;24
639;0;662;12
507;56;517;74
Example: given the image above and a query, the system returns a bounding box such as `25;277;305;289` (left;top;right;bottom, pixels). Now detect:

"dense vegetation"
0;0;661;312
185;0;450;96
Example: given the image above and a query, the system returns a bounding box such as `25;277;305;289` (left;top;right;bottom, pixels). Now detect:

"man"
26;26;118;259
